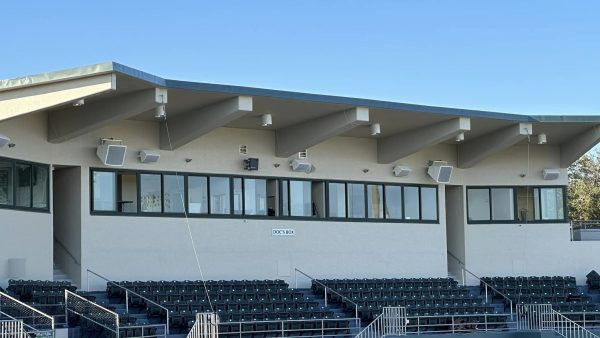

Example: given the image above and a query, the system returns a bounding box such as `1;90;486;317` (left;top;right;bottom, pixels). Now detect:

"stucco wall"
0;110;596;290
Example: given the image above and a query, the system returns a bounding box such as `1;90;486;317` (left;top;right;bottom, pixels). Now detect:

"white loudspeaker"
139;150;160;164
0;134;10;148
543;168;560;180
96;139;127;167
392;165;412;177
290;159;314;174
428;161;453;183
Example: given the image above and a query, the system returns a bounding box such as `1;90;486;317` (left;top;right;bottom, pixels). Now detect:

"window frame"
466;185;568;224
89;167;440;224
0;156;50;213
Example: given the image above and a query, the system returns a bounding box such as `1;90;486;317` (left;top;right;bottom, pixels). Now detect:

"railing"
294;268;360;320
447;251;515;319
187;313;219;338
0;319;26;338
86;268;170;334
54;236;81;266
356;307;406;338
120;323;168;338
517;304;600;338
65;289;119;337
188;315;360;338
571;220;600;230
0;291;55;334
405;313;514;335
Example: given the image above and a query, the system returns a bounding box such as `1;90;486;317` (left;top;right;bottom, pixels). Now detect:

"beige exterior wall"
0;110;591;290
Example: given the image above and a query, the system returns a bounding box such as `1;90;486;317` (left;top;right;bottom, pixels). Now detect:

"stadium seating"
312;277;508;332
107;279;352;335
481;275;600;324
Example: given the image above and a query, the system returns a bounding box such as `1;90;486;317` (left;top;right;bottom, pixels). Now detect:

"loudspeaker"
244;158;259;171
428;161;453;183
96;139;127;167
139;150;160;164
0;133;10;148
543;169;560;180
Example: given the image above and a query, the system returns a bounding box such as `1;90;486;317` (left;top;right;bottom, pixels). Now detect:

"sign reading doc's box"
272;229;296;236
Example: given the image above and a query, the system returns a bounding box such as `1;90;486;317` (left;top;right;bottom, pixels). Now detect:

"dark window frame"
0;156;50;213
89;167;439;224
466;185;568;224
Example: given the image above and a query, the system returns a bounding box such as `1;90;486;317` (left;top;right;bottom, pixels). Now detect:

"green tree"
568;149;600;220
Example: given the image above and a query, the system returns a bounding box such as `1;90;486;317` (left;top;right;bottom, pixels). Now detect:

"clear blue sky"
2;1;600;116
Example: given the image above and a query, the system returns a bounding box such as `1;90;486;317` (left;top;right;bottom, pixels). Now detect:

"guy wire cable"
163;118;214;312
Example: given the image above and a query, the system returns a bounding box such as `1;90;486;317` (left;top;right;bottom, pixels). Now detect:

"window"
15;163;31;207
188;176;208;214
540;187;564;220
87;167;442;223
210;177;230;215
281;180;289;217
93;171;116;211
117;172;137;213
289;180;312;217
404;186;420;220
467;188;490;221
367;184;383;219
163;174;185;213
328;183;346;218
233;178;243;215
384;185;402;219
420;187;437;221
0;160;14;206
140;174;161;213
467;186;565;223
491;188;514;221
244;178;267;216
347;183;365;218
0;158;49;212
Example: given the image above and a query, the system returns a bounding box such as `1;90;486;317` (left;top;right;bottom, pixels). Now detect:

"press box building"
0;63;599;290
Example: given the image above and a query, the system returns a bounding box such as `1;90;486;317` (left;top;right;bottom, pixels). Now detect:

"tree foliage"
568;149;600;220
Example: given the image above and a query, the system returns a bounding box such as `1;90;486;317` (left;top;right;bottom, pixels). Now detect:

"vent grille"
298;150;308;159
239;145;248;155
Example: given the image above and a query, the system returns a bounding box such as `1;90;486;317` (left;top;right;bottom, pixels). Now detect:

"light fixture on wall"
370;123;381;136
392;165;412;177
537;133;547;145
72;99;85;107
261;114;273;127
455;133;465;142
290;159;315;174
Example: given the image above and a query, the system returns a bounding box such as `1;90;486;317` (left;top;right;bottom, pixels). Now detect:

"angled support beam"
159;96;253;150
458;122;533;168
377;117;470;164
275;107;370;158
0;74;116;122
560;125;600;168
48;88;167;143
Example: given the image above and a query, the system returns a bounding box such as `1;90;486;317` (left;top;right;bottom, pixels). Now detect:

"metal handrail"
65;289;119;337
447;251;515;319
86;269;170;334
405;312;514;334
53;237;80;266
0;291;55;330
356;306;406;338
0;310;53;337
294;268;360;320
206;317;360;338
